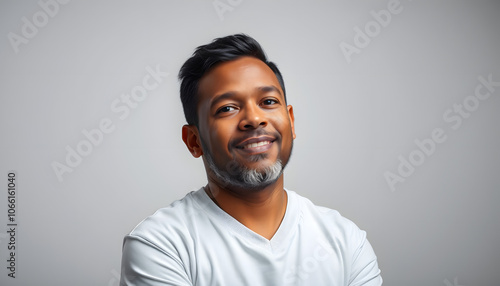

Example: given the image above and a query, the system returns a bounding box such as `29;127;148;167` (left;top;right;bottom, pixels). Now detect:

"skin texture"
182;56;296;240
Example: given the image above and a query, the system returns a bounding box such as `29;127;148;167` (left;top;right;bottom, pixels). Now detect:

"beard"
200;137;291;190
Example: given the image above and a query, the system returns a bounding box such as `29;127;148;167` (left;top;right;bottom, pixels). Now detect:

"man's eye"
262;99;278;105
217;106;236;113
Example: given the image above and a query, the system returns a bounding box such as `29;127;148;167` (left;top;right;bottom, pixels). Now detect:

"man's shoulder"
126;188;205;241
290;189;344;219
290;190;365;239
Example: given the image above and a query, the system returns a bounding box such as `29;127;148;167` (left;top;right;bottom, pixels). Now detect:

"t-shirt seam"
126;234;186;270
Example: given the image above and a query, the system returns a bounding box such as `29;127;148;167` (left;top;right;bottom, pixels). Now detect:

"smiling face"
187;56;296;190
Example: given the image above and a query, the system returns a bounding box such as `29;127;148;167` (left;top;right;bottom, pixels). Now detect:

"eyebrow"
210;85;282;108
257;85;282;96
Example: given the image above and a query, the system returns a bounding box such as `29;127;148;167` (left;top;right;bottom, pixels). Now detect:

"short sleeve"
348;229;383;286
120;235;193;286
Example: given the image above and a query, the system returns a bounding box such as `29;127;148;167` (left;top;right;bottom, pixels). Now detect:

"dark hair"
178;34;286;126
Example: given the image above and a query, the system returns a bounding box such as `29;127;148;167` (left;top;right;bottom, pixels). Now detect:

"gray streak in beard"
201;139;283;189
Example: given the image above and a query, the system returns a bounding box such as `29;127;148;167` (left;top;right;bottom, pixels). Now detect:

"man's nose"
238;104;267;130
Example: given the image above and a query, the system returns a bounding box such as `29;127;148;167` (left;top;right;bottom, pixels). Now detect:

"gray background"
1;0;499;285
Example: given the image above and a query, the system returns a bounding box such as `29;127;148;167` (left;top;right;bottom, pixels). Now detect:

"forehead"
197;56;283;104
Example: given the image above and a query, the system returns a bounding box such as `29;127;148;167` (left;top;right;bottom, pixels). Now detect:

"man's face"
195;56;296;190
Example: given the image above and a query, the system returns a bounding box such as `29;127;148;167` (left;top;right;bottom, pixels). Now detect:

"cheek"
278;125;295;151
207;122;232;153
274;113;294;136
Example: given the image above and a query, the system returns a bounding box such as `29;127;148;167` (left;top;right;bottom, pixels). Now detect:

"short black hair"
178;34;286;126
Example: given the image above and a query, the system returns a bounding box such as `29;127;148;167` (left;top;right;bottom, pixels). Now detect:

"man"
120;34;382;285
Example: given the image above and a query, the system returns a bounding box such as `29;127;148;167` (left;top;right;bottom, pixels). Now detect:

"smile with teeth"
242;141;271;149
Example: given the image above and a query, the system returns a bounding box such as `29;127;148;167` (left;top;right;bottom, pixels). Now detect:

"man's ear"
182;124;204;158
287;105;296;139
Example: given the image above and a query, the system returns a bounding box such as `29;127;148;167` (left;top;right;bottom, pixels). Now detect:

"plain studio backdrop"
1;0;499;285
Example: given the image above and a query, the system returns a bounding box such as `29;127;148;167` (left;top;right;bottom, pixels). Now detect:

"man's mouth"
235;136;276;152
241;141;271;149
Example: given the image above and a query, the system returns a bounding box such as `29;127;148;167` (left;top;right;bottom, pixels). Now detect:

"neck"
205;176;287;240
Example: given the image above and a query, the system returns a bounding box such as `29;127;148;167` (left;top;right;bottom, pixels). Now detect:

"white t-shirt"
120;188;382;286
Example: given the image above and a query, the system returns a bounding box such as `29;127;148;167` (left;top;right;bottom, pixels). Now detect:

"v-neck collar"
192;187;300;253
